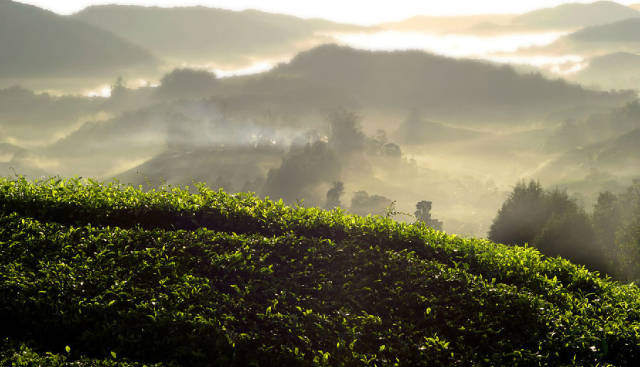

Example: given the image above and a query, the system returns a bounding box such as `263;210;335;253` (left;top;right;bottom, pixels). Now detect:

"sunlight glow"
487;55;587;74
86;85;112;98
325;31;567;57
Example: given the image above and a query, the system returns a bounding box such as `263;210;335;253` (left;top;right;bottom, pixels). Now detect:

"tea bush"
1;177;640;366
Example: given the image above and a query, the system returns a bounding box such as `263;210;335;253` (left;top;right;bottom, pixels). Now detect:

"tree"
490;180;608;274
156;68;217;99
263;141;341;205
327;110;365;154
596;181;640;281
592;191;620;268
415;200;443;230
325;181;344;209
489;180;548;246
350;191;393;217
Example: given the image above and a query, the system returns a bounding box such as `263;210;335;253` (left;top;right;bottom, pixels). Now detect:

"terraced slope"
1;178;640;366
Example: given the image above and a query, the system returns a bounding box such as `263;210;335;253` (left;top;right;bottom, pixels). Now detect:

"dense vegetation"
489;181;608;274
490;180;640;283
2;177;640;366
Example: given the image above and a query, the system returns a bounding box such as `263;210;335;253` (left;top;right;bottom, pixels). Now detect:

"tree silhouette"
415;200;443;230
490;180;608;274
325;181;344;209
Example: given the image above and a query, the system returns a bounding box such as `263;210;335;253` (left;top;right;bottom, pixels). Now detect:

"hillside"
393;113;489;145
569;52;640;89
114;146;284;192
569;18;640;42
72;5;364;64
0;86;102;144
537;126;640;182
513;1;639;29
0;1;156;77
1;178;640;365
261;45;632;120
584;52;640;71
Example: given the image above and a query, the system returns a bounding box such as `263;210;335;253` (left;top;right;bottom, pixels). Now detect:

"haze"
16;0;640;24
2;0;640;280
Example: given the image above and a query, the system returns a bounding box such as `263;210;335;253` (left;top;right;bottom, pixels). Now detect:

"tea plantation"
1;177;640;366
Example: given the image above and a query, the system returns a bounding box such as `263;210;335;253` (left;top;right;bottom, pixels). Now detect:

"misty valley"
3;0;640;365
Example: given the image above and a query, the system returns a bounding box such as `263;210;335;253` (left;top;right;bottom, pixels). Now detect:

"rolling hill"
568;17;640;43
538;17;640;58
1;178;640;365
537;126;640;183
72;5;365;65
569;52;640;89
513;1;639;29
257;45;633;121
0;85;102;144
393;112;489;145
115;146;283;192
0;1;156;77
384;2;640;34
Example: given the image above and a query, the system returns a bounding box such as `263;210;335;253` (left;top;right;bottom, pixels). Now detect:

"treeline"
490;180;640;281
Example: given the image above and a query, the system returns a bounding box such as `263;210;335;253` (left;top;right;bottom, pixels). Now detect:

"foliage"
325;181;344;209
349;191;393;217
594;181;640;281
263;141;341;205
156;68;218;99
489;180;607;273
414;201;443;231
2;177;640;366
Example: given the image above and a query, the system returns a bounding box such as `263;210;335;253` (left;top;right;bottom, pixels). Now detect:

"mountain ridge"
0;1;156;77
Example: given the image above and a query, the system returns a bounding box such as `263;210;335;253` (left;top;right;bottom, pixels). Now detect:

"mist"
2;0;640;270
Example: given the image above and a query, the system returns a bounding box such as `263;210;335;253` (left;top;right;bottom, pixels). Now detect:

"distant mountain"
381;14;515;33
0;1;156;77
586;51;640;69
541;17;640;58
537;124;640;182
570;52;640;90
0;85;102;144
514;1;639;29
568;18;640;42
72;5;364;64
258;45;632;121
386;2;640;34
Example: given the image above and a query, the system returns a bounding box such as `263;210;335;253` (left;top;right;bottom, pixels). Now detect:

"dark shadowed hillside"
0;1;156;77
261;45;632;122
73;5;365;65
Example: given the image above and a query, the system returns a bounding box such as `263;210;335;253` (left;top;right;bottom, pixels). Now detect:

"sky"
15;0;640;25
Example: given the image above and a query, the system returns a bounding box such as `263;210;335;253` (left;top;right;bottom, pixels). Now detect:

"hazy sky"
16;0;640;25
